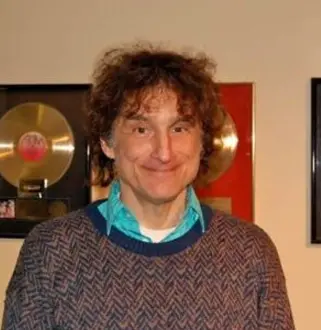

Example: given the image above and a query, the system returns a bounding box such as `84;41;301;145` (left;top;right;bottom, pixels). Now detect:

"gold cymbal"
194;106;239;188
0;102;75;188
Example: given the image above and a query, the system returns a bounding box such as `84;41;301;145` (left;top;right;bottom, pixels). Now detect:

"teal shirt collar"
98;180;205;241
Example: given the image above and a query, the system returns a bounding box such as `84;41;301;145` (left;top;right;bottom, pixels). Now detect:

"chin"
139;181;188;205
143;192;182;205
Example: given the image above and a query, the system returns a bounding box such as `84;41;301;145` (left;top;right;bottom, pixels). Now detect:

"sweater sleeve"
255;229;296;329
1;230;55;330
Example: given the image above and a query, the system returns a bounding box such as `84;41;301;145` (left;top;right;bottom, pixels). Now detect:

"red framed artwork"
194;82;254;223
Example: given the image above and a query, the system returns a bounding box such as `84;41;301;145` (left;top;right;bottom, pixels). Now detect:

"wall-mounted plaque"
194;82;254;223
0;84;91;238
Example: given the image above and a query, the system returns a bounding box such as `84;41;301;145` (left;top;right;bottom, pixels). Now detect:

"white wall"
0;0;320;328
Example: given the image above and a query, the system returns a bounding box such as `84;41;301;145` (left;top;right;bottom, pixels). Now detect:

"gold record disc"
194;107;239;188
0;102;75;188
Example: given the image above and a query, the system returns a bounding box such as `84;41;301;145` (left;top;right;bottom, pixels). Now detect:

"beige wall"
0;0;320;328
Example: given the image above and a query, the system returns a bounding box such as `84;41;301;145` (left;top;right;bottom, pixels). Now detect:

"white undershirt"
139;225;177;243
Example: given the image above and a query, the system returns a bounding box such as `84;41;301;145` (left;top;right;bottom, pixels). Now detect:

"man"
2;43;295;329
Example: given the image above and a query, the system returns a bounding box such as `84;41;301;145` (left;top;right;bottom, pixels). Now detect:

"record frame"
0;84;91;238
194;82;254;223
311;78;321;243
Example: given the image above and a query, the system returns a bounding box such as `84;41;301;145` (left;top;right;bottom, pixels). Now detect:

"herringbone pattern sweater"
1;202;295;329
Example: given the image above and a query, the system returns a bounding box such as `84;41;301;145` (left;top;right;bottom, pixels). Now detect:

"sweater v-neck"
85;199;214;257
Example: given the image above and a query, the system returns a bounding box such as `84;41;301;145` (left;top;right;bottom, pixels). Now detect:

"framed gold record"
194;82;254;223
0;102;75;188
0;84;91;238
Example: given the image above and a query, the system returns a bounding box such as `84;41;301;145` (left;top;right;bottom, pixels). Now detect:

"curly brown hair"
86;42;223;187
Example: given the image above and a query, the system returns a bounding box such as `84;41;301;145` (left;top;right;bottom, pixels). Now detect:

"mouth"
143;165;179;173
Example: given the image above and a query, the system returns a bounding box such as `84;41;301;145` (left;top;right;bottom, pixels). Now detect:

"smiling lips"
142;164;180;174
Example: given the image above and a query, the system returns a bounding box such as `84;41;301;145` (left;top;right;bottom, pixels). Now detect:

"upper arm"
255;229;295;329
1;232;55;330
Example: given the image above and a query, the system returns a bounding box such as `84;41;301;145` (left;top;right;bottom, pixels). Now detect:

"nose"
151;131;173;163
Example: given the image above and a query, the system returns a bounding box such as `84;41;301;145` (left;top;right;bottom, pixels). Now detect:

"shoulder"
209;208;281;265
18;207;95;267
28;208;91;242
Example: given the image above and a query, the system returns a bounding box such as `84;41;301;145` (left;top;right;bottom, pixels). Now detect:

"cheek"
114;140;151;163
174;137;202;158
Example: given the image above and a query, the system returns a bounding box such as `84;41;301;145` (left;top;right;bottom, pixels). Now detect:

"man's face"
101;89;202;205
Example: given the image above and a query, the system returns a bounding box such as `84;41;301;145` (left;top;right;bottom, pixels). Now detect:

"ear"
100;138;115;160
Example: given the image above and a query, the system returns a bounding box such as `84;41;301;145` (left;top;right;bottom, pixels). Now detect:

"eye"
133;126;150;135
172;125;188;133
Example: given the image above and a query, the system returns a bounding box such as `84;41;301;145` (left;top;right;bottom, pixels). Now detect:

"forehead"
120;86;194;119
140;88;177;110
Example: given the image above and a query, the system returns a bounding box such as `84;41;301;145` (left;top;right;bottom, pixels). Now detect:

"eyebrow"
123;114;148;121
122;113;196;124
173;115;197;125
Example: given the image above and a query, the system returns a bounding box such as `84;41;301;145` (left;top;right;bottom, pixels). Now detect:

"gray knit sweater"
1;201;295;329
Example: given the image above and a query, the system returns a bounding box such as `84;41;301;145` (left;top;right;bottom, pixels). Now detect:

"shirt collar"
105;179;205;234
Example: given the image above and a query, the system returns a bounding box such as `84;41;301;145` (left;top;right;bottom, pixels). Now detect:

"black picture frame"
311;78;321;243
0;84;91;238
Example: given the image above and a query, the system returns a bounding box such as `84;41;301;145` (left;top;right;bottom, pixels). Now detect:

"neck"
119;182;188;230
